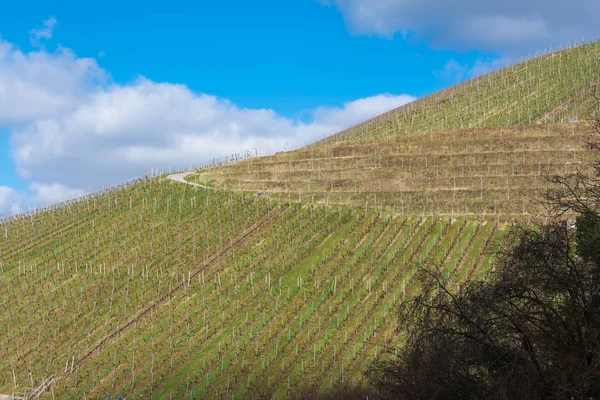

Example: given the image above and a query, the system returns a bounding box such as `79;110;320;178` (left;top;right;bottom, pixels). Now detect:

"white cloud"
0;182;87;217
29;16;57;47
319;0;600;55
0;36;415;212
11;80;413;189
29;182;86;206
0;182;86;217
0;186;23;216
0;39;106;125
310;93;416;127
296;93;415;141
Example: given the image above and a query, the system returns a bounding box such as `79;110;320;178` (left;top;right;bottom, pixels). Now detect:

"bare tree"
367;98;600;400
368;215;600;399
544;91;600;218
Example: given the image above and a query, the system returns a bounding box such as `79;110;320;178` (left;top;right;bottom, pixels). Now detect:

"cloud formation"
319;0;600;55
29;182;86;205
0;33;415;215
0;40;105;125
10;77;413;191
29;16;57;47
0;186;23;216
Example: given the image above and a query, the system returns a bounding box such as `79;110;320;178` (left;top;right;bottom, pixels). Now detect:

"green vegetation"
1;42;599;399
0;177;505;398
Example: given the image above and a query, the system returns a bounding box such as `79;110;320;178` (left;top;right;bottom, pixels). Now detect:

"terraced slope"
314;42;600;146
0;177;506;399
192;123;597;220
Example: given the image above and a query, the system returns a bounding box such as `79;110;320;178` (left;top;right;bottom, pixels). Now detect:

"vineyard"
314;41;600;146
1;42;599;399
192;123;598;220
0;178;505;398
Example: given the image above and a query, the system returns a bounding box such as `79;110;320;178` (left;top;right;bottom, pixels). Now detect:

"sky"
1;0;599;216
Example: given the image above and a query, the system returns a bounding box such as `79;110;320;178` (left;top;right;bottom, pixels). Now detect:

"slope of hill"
1;43;598;399
192;123;597;220
311;42;600;146
192;42;600;221
0;177;505;398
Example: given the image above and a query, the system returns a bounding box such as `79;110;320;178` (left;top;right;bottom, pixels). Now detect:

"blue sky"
1;0;598;215
0;0;472;116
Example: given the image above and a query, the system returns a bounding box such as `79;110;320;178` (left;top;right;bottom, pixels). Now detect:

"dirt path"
167;172;214;189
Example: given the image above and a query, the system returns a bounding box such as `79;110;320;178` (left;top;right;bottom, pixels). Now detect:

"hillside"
0;178;504;398
192;123;597;220
316;41;600;146
193;42;600;221
1;43;598;399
